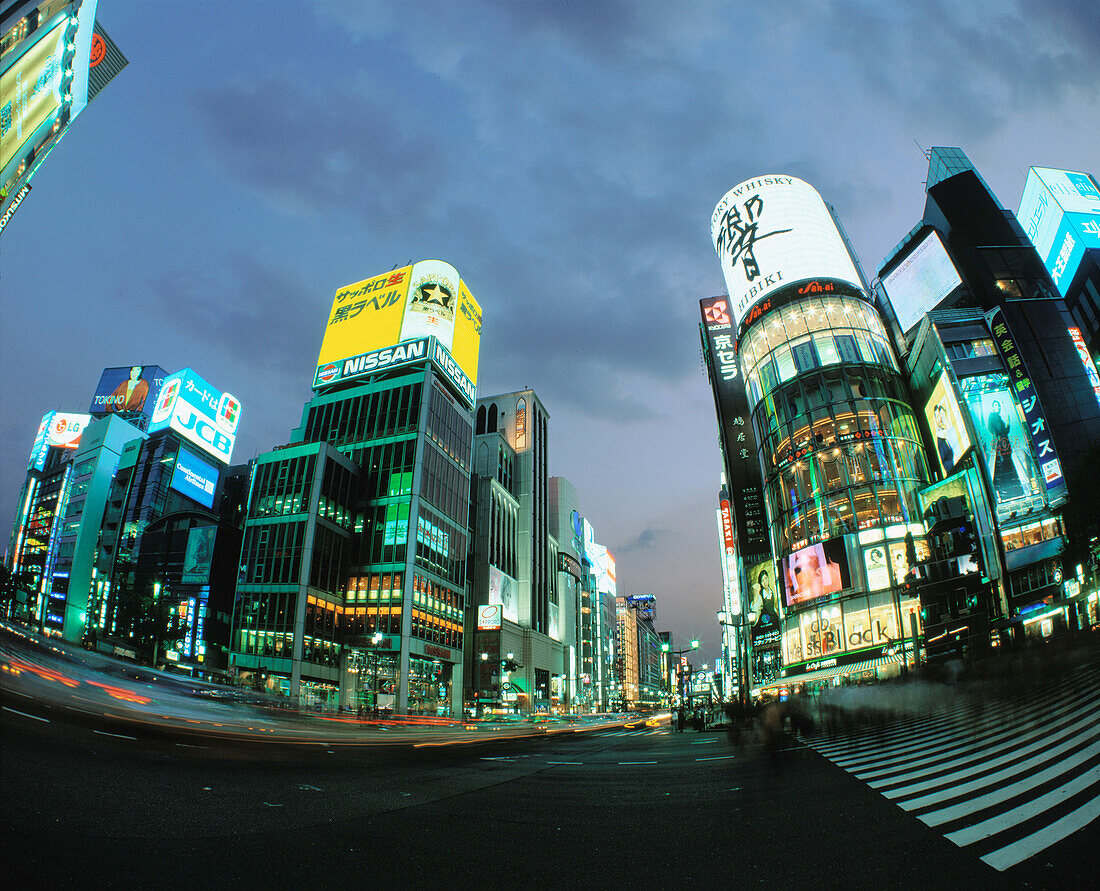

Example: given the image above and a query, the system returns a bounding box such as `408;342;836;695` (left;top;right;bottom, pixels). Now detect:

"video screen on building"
781;538;849;608
89;365;169;418
924;371;972;477
782;590;921;668
957;373;1041;520
881;230;963;333
170;450;219;509
315;260;482;388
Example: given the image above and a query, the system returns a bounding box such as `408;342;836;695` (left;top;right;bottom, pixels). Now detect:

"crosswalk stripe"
797;660;1100;871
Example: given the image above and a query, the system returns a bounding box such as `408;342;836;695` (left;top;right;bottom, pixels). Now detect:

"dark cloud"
616;526;670;556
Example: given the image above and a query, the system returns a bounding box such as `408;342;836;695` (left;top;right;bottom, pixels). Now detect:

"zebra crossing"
605;728;666;736
796;663;1100;871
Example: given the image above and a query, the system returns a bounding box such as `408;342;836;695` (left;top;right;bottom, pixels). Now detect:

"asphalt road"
2;624;1094;888
6;704;1083;889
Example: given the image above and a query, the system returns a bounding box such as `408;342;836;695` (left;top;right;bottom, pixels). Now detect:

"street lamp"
368;630;383;712
661;638;698;731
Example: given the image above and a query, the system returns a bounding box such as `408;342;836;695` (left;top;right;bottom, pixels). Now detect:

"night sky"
2;0;1097;668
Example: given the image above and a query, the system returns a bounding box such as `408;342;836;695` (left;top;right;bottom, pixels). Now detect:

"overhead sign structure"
149;368;241;464
1018;167;1100;297
315;260;482;389
711;176;863;330
1;19;69;180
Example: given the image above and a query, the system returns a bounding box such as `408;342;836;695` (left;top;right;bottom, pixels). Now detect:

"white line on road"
547;761;584;765
3;705;48;722
174;743;208;749
692;739;718;745
92;729;136;740
619;761;658;765
981;794;1100;871
695;755;736;762
480;757;516;761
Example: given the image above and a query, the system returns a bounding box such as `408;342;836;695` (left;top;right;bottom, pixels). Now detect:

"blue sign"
170;451;218;508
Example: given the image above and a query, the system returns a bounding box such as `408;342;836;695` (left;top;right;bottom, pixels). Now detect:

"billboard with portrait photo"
89;365;169;418
746;558;780;626
181;525;216;585
782;539;849;608
924;371;971;476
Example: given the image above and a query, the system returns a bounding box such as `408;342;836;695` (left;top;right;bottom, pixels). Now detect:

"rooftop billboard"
880;230;963;333
315;260;482;388
149;368;241;464
28;411;92;472
1018;167;1100;297
711;176;863;330
88;365;169;418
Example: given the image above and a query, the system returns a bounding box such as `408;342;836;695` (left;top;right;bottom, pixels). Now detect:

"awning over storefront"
760;653;906;691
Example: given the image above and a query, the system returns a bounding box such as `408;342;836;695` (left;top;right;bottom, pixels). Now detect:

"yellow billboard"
453;279;482;385
2;20;68;176
316;260;482;386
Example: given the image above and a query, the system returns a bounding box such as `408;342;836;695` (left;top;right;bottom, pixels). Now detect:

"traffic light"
501;658;519;672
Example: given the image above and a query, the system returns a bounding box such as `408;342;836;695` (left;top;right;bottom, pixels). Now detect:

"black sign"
700;297;769;559
557;552;582;581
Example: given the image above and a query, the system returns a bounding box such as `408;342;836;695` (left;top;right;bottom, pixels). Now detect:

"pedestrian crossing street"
796;663;1100;871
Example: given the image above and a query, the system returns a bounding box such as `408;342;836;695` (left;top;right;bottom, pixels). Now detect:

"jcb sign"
149;368;241;464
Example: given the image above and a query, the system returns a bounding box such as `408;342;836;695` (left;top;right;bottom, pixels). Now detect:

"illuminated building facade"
712;176;930;688
877;148;1100;640
230;260;482;715
1;0;127;232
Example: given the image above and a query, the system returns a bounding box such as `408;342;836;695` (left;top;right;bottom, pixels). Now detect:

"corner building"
713;176;931;686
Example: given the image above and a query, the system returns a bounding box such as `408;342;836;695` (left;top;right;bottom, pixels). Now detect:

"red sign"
89;33;105;67
719;498;735;554
424;644;452;660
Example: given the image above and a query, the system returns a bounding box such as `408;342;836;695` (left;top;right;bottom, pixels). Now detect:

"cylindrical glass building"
712;176;931;683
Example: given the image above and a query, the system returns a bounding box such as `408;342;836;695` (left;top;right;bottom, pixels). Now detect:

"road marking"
981;795;1100;871
695;755;736;762
3;705;48;722
480;756;516;761
263;802;283;807
618;761;658;765
174;743;208;749
692;739;718;745
547;761;584;765
92;729;136;740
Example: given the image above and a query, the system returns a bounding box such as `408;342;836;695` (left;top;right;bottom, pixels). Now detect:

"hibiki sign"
150;368;241;464
711;176;863;329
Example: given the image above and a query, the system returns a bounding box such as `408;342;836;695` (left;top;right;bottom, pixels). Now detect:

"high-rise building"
464;390;566;714
230;261;482;715
710;175;931;689
876;148;1100;641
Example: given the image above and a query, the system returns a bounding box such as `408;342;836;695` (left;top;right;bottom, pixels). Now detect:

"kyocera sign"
149;368;240;464
712;176;864;329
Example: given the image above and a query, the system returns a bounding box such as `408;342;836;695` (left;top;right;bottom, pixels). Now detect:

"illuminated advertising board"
700;297;768;558
711;176;863;330
1068;327;1100;411
957;373;1042;519
477;603;502;631
315;260;481;387
488;565;518;623
924;370;972;477
1018;167;1100;297
88;365;169;418
781;538;849;608
880;230;963;333
181;525;216;585
148;368;241;464
1;19;69;180
170;451;219;509
557;552;583;582
986;309;1064;491
747;557;780;630
27;411;91;471
718;493;740;615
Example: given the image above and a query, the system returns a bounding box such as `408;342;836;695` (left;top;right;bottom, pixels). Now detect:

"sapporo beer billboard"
315;260;482;388
711;176;863;330
700;296;768;559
